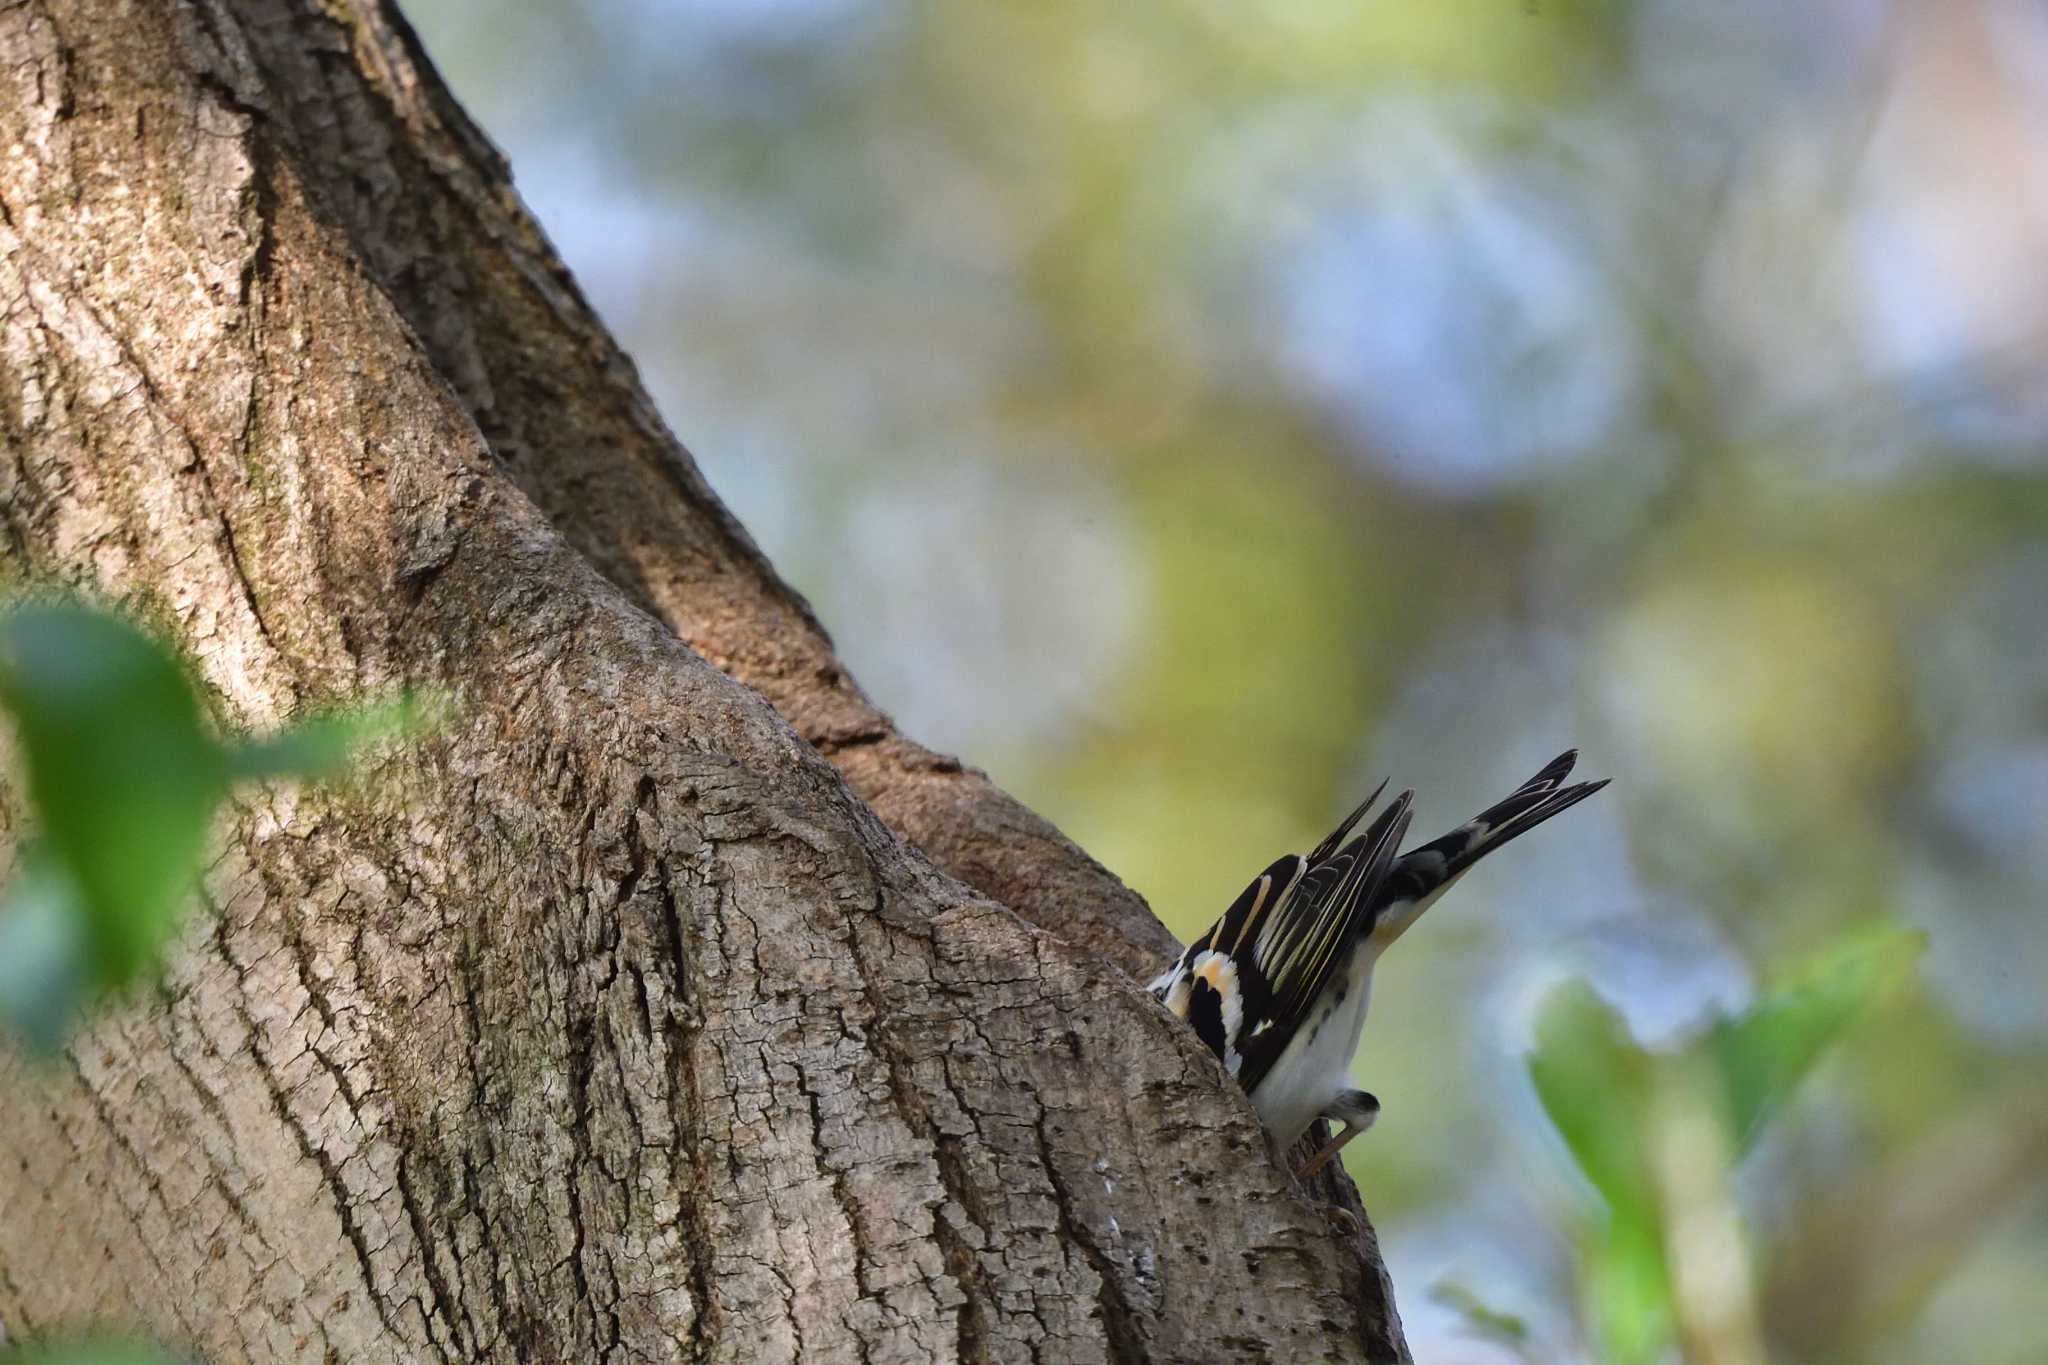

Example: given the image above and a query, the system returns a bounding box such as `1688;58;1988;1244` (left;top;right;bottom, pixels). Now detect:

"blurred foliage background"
402;1;2048;1360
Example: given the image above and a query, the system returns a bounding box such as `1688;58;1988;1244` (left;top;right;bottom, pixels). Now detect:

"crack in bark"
63;1053;210;1345
1034;1108;1144;1363
399;1157;464;1359
208;911;407;1352
162;1009;274;1256
560;991;603;1355
832;897;992;1356
651;855;719;1364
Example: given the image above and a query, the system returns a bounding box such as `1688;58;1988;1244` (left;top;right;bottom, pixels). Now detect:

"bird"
1149;749;1608;1180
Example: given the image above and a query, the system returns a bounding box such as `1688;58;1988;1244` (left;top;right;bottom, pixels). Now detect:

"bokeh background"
404;2;2048;1360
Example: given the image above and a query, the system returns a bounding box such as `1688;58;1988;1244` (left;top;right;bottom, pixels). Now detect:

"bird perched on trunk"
1149;750;1607;1179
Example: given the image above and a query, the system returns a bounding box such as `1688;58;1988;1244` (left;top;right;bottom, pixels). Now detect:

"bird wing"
1150;787;1414;1094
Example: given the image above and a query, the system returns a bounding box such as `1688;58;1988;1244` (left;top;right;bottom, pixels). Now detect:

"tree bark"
0;3;1408;1361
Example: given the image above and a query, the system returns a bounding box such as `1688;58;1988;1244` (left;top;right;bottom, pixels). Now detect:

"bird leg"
1295;1089;1380;1181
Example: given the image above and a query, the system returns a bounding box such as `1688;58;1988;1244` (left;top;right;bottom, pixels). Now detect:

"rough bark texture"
0;2;1408;1361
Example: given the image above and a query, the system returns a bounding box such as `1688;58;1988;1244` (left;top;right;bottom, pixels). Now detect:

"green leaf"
1429;1281;1531;1350
226;695;424;783
1585;1213;1675;1365
0;845;93;1053
1528;982;1678;1365
1528;982;1658;1217
0;603;227;990
1702;924;1924;1154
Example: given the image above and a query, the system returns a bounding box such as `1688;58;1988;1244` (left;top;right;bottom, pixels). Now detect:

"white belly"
1249;947;1378;1147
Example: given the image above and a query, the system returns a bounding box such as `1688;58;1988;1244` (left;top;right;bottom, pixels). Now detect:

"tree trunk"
0;3;1408;1360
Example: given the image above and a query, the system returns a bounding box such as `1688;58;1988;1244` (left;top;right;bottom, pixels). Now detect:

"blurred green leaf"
1704;924;1925;1155
0;845;93;1053
1529;983;1676;1365
0;603;227;990
1586;1215;1674;1365
0;600;424;1050
1530;933;1924;1364
226;695;423;783
1528;981;1657;1216
1430;1281;1533;1354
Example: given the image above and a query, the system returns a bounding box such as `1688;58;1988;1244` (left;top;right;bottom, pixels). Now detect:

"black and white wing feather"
1149;786;1415;1093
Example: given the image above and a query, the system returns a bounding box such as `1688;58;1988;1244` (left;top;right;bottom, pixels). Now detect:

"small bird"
1150;749;1607;1179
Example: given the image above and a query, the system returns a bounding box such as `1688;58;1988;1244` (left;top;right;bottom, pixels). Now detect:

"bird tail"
1377;749;1608;920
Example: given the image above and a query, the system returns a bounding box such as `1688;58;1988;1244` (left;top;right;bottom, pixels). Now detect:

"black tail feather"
1385;750;1607;900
